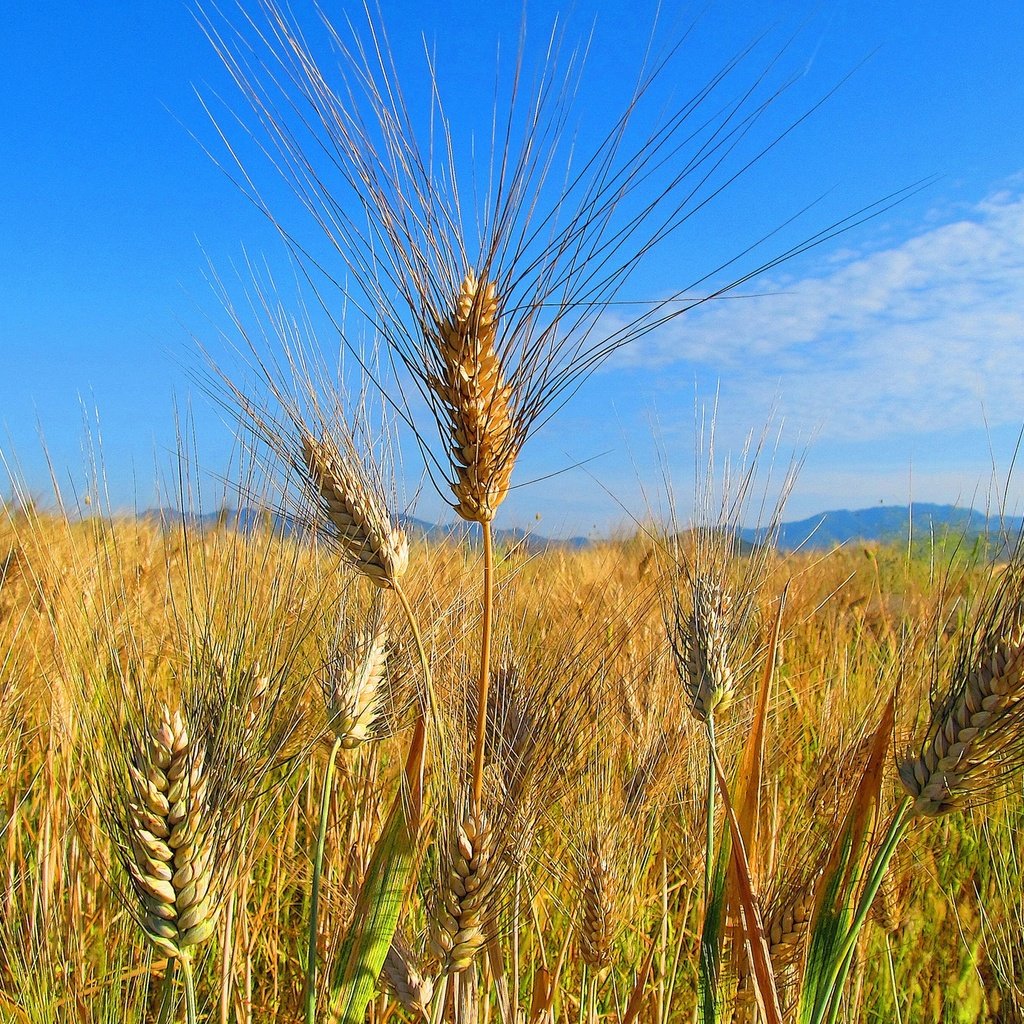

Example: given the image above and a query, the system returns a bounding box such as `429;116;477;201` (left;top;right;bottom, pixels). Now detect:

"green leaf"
798;694;898;1024
698;834;730;1024
327;718;425;1024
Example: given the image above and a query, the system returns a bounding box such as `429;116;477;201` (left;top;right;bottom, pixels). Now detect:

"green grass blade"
698;835;730;1024
326;718;425;1024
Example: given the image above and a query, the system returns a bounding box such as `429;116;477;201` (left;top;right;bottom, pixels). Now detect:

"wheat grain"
899;602;1024;815
323;629;389;749
672;575;736;722
382;933;436;1017
430;812;494;975
579;833;616;970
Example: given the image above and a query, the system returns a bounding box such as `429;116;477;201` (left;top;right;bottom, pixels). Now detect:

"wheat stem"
704;714;717;905
395;581;435;717
181;955;199;1024
220;893;236;1024
156;960;177;1024
430;974;450;1024
472;520;495;812
306;736;344;1024
810;798;912;1024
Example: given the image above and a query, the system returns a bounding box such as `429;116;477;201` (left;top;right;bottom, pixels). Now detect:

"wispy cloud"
612;190;1024;443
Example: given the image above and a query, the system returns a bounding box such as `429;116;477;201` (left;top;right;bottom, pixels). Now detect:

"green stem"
156;958;178;1024
430;972;451;1024
181;955;198;1024
813;798;912;1024
704;714;717;905
219;890;236;1024
472;519;495;813
305;736;344;1024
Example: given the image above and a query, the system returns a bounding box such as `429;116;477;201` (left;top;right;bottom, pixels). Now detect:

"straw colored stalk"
428;269;517;524
301;431;409;589
120;705;218;960
899;596;1024;816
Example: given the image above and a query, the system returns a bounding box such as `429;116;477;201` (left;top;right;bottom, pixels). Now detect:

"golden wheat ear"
322;627;390;748
427;269;517;524
430;811;495;976
381;932;436;1016
578;832;617;970
899;583;1024;815
301;431;409;588
123;704;218;959
672;573;738;722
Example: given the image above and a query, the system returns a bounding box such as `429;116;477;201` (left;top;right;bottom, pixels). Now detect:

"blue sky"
2;1;1023;536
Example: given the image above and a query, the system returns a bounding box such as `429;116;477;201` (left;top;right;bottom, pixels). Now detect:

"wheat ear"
301;431;409;588
429;270;516;523
899;610;1024;815
124;705;217;959
323;629;389;748
674;575;736;722
578;833;616;970
382;933;436;1017
430;812;494;975
767;885;815;964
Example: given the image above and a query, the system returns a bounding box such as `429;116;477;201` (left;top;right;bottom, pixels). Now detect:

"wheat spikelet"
767;885;814;965
869;871;905;935
207;642;272;759
301;431;409;588
466;660;536;790
674;574;735;722
381;933;436;1017
430;812;494;975
323;630;389;748
123;704;217;959
578;833;616;969
899;602;1024;815
428;270;516;523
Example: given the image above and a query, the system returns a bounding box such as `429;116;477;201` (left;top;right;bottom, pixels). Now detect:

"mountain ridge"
137;502;1023;553
742;503;1024;552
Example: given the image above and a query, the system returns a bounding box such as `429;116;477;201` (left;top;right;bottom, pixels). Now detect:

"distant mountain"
742;503;1024;552
138;502;1021;555
139;506;589;552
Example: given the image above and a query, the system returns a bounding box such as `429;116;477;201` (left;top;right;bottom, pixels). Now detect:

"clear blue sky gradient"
3;1;1024;535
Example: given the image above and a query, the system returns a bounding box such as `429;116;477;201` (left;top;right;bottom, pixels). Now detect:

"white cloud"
610;191;1024;443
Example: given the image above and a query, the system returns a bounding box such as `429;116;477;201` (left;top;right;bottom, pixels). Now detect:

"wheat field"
0;505;1022;1023
3;2;1022;1022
